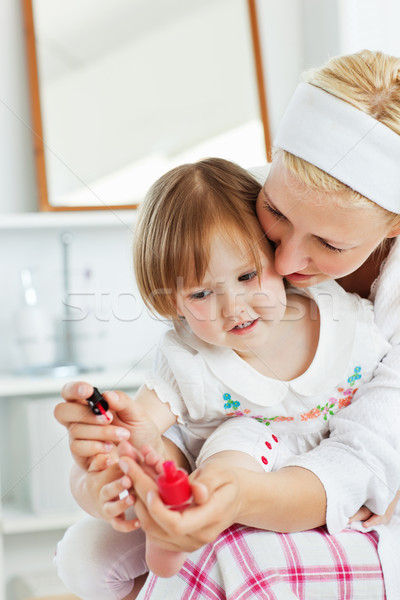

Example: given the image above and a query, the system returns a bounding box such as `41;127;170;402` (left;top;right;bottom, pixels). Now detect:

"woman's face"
256;156;392;287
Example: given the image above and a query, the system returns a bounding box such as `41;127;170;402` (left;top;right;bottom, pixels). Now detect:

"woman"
56;50;400;599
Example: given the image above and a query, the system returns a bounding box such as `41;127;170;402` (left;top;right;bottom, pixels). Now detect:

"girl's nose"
221;289;246;319
273;236;310;276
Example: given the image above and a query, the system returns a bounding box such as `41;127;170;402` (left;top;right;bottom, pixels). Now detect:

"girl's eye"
319;239;345;253
190;290;212;300
263;201;284;219
239;271;258;282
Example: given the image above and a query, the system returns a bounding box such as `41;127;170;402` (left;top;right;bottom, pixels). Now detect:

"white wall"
0;0;343;216
0;1;36;213
0;0;342;376
256;0;340;141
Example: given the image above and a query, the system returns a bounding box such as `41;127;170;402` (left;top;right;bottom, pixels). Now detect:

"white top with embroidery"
146;280;390;463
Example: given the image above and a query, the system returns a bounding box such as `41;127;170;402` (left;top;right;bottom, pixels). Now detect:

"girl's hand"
349;490;400;528
116;442;241;551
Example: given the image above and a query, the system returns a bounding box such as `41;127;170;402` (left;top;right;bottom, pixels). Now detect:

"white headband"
274;82;400;214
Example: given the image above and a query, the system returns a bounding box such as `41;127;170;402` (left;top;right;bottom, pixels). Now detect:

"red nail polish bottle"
157;461;192;511
86;387;110;420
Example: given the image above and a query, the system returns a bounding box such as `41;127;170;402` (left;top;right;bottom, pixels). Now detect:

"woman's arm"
116;444;326;552
284;342;400;533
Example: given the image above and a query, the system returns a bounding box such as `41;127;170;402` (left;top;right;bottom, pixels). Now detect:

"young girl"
55;157;391;597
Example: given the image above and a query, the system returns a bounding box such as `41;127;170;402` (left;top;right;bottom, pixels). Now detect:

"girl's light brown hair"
280;50;400;229
134;158;269;319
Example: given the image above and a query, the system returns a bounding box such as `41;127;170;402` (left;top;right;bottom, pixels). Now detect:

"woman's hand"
116;442;242;551
54;381;167;471
54;381;132;471
349;490;400;528
85;459;140;531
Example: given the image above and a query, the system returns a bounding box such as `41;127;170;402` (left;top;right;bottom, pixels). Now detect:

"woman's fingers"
100;474;133;504
111;516;141;533
88;453;117;472
348;505;373;523
69;422;131;444
70;439;115;458
61;381;94;403
118;452;229;550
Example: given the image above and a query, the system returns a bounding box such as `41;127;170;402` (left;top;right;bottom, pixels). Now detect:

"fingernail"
104;443;114;452
119;460;129;474
121;476;131;488
106;391;118;403
133;519;140;528
79;384;92;397
106;457;116;467
147;491;155;505
116;428;130;441
97;414;110;424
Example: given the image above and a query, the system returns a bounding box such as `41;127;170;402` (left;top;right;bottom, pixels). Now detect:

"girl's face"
175;236;287;353
256;157;393;287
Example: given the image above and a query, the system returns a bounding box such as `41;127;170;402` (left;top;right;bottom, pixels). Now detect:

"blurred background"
0;0;399;598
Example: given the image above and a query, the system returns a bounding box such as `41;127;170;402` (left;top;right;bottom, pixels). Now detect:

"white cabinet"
0;369;143;600
0;211;166;599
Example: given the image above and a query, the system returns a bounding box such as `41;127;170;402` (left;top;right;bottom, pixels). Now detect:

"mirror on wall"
23;0;271;211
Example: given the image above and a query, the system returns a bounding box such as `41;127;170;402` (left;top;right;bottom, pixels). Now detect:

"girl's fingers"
118;440;144;462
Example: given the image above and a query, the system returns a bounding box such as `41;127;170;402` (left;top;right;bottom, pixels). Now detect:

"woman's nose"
274;236;310;276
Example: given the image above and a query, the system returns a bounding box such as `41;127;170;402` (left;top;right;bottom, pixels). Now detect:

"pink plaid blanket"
140;524;385;599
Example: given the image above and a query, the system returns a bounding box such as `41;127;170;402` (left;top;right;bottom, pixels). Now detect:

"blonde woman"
56;50;400;599
119;50;400;599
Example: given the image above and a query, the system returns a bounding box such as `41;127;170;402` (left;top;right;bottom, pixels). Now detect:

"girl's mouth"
230;318;259;334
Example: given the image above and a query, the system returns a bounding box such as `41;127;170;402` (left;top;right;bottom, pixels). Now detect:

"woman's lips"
285;272;314;283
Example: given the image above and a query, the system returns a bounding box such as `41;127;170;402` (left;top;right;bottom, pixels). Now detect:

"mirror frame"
22;0;272;212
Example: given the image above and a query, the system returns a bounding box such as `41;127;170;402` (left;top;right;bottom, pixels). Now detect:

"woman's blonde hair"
134;158;270;319
280;50;400;229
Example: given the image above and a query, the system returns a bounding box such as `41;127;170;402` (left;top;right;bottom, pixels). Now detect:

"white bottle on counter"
15;268;57;371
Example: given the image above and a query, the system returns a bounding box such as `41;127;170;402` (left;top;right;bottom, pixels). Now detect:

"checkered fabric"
139;525;385;599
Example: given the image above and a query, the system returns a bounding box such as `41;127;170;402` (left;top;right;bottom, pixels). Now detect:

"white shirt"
146;280;389;471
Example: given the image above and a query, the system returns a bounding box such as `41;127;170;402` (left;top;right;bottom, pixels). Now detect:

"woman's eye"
190;290;212;300
319;239;345;253
263;201;283;219
239;271;258;282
